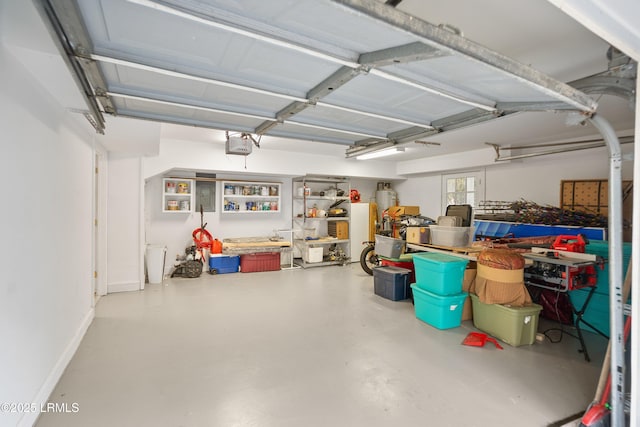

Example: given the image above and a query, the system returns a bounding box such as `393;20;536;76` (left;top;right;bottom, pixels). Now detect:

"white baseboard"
107;280;141;293
21;308;95;427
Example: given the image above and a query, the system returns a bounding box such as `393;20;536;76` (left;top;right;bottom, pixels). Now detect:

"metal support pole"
588;114;624;427
631;69;639;427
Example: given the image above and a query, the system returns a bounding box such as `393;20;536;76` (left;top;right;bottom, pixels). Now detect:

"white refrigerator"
349;202;370;263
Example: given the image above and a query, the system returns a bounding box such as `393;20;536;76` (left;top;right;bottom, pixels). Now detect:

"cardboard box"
461;266;477;321
461;296;473;321
387;206;420;218
462;266;477;292
406;226;430;244
328;221;349;239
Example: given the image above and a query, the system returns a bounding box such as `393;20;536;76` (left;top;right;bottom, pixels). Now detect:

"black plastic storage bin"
445;204;473;227
372;266;412;301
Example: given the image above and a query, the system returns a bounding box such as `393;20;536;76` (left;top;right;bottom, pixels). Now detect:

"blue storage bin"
473;220;607;241
412;252;468;295
372;266;411;301
208;255;240;274
411;284;466;329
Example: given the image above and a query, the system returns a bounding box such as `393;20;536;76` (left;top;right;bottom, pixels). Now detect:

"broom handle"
593;261;632;401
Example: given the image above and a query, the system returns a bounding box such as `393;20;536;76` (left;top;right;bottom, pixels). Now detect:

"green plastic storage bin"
412;252;468;295
470;294;542;346
411;284;466;330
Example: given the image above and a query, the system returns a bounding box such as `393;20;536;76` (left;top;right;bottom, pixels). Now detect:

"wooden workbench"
222;236;292;254
406;242;482;260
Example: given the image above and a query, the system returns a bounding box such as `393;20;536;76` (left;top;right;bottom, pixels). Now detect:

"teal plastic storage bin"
585;240;632;295
412;252;468;295
563;240;632;337
411;284;466;330
570;288;613;337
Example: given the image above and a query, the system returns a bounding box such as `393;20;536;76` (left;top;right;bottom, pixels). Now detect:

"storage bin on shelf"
374;234;405;258
470;294;542;346
303;246;324;263
429;225;472;247
372;266;411;301
412;252;468;295
208;254;240;274
240;252;281;273
411;284;467;329
472;220;607;241
437;216;462;227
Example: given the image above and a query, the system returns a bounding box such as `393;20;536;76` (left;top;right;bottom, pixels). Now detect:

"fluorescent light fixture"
356;147;405;160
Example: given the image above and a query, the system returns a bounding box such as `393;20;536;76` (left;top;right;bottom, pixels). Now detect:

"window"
195;173;216;212
442;170;484;212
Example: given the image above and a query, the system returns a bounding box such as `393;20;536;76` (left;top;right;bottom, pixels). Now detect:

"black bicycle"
359;240;381;275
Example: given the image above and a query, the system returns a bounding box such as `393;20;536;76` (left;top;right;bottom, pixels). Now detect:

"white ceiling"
377;0;635;160
7;0;636;160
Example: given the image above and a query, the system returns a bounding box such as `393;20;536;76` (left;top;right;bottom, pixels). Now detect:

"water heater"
375;189;397;220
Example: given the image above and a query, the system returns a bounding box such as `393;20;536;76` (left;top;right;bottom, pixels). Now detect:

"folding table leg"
568;286;608;362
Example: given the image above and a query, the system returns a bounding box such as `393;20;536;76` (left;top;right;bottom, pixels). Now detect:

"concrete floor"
36;264;606;427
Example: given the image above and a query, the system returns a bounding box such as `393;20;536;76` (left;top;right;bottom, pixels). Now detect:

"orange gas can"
211;239;223;254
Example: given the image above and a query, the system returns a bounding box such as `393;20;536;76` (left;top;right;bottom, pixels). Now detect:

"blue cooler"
208;254;240;274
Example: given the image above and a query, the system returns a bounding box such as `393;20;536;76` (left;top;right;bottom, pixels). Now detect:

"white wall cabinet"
221;181;281;213
162;178;195;213
292;176;351;268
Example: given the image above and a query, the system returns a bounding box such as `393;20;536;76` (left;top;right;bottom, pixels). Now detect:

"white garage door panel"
43;0;597;149
321;73;472;122
293;105;413;137
113;96;266;131
101;65;292;118
390;57;562;104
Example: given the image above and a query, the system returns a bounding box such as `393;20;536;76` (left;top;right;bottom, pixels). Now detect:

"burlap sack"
473;264;532;307
477;248;525;270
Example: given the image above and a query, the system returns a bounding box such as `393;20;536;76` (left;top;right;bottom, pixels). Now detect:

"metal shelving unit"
292;176;351;268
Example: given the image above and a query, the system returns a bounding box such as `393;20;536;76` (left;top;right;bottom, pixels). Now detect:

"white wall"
144;139;402;180
141;139;399;276
0;43;95;427
145;173;294;275
144;170;386;276
395;144;634;220
485;145;634;202
106;154;145;292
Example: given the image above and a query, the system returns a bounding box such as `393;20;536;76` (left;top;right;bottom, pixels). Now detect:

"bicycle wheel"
359;245;379;275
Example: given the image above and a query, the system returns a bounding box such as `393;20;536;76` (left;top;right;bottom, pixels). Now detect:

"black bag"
171;260;203;278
